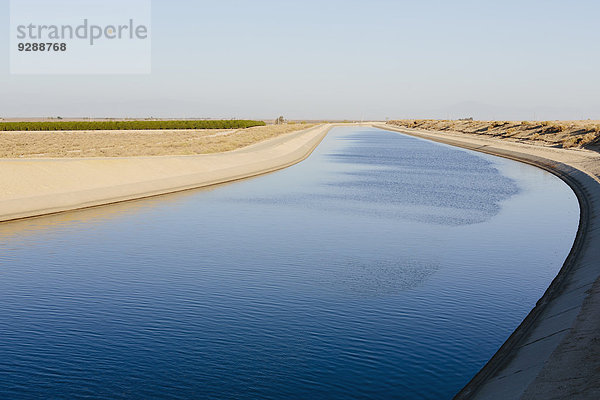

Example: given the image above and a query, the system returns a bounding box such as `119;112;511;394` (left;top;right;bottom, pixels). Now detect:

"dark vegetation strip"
0;120;266;131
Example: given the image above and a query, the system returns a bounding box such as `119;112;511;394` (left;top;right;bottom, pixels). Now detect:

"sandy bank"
0;124;331;223
375;124;600;400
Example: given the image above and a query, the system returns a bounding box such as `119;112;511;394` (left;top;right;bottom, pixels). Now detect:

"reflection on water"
0;127;579;399
0;182;225;242
238;131;519;225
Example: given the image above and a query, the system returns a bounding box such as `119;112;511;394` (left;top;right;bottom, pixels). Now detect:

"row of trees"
0;120;266;131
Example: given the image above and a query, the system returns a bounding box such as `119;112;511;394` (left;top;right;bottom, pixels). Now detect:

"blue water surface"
0;127;579;399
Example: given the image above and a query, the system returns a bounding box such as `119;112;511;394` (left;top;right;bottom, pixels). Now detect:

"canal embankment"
0;124;331;223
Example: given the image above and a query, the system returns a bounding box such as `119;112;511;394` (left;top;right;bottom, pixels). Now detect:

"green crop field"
0;120;266;132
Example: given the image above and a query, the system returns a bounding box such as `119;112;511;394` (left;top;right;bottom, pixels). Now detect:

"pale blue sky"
1;0;599;120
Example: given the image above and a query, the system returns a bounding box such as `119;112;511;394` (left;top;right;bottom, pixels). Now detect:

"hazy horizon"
1;0;599;120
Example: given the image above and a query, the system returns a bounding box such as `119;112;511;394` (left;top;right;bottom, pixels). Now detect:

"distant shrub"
562;137;579;148
541;124;564;134
580;132;599;147
583;125;600;134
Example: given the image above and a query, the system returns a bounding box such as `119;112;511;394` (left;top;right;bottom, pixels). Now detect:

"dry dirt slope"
0;124;314;158
388;120;600;152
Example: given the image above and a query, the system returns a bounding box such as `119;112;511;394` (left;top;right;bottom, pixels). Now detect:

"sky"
0;0;599;120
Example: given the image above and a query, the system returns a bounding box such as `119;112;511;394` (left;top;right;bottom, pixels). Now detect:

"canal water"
0;127;579;399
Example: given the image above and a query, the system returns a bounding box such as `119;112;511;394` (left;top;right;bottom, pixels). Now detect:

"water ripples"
0;127;579;399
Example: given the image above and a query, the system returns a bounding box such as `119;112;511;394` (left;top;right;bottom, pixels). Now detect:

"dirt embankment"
388;120;600;152
0;124;313;158
0;124;331;222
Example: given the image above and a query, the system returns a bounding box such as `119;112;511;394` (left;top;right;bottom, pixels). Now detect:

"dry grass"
0;124;315;158
387;119;600;151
